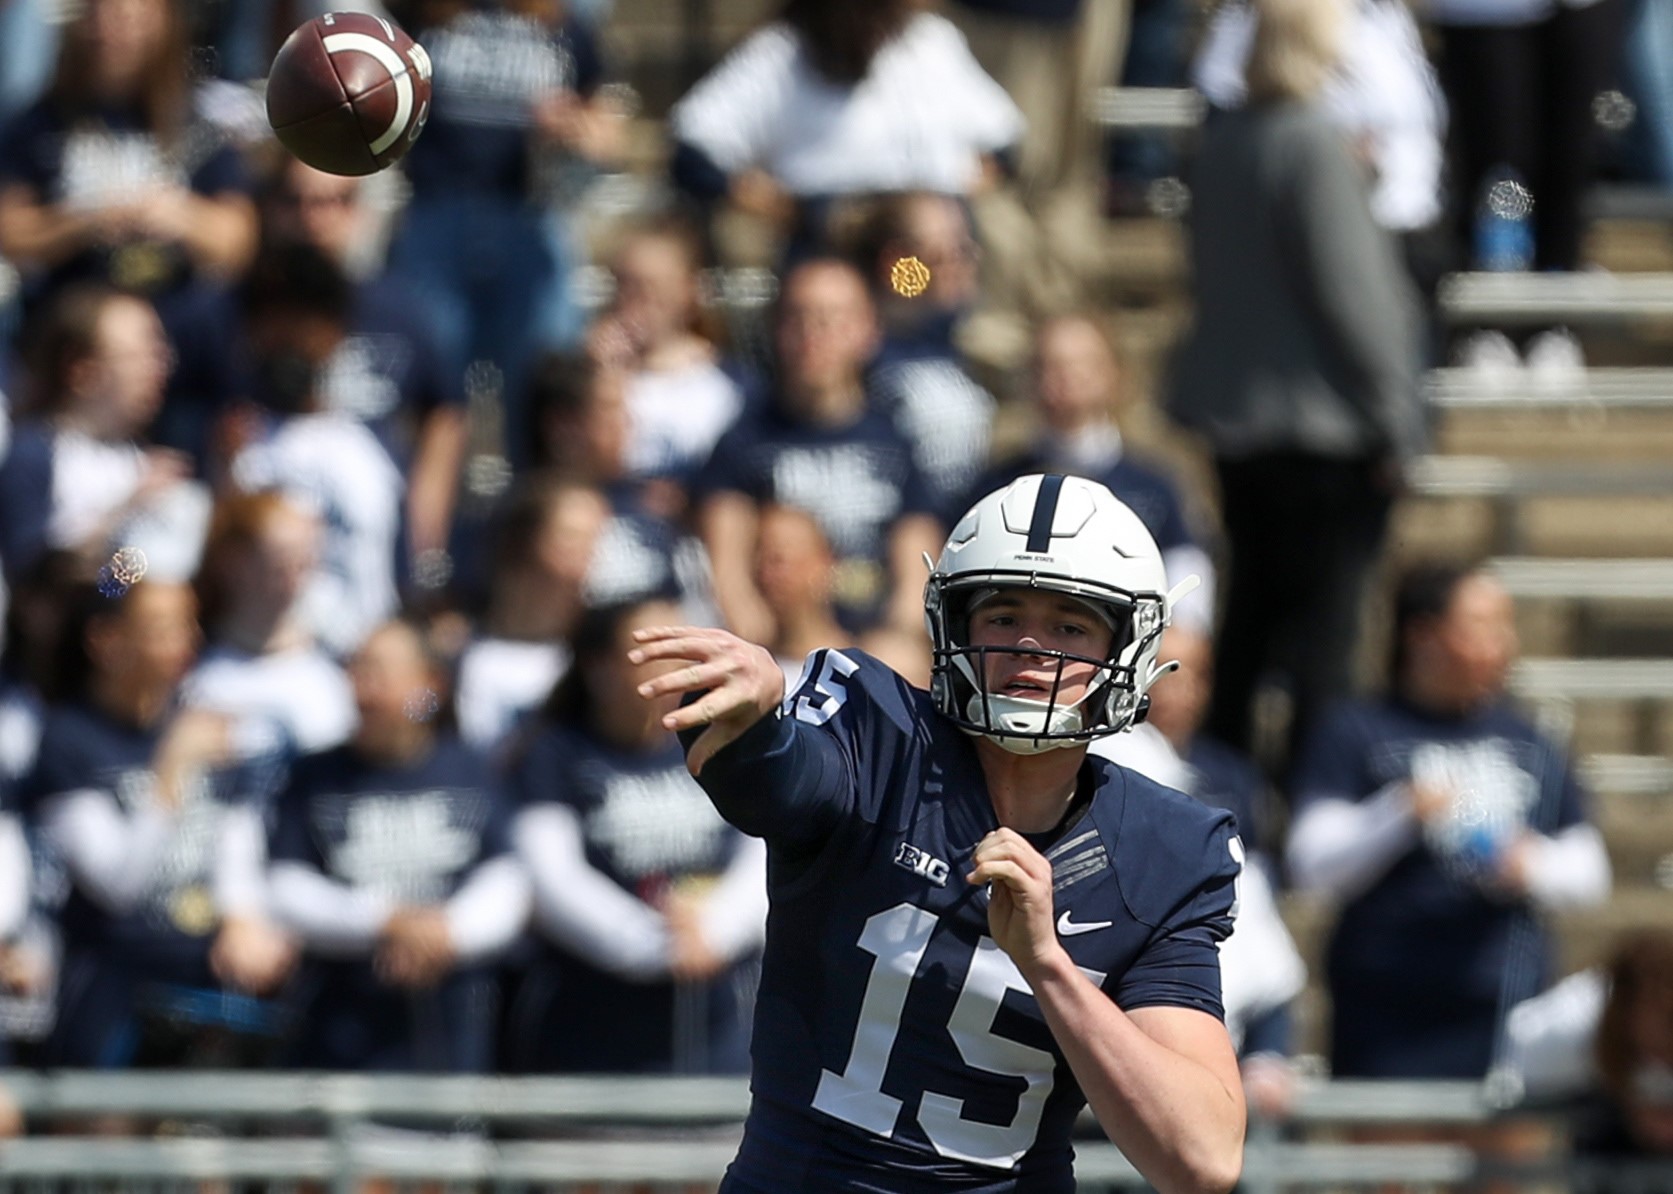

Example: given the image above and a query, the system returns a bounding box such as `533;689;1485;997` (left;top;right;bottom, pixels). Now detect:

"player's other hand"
968;829;1064;977
629;625;785;777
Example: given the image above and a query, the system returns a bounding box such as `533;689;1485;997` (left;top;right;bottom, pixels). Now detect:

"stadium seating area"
1;0;1671;1187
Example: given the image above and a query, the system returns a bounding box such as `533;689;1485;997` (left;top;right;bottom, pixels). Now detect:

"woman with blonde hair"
1166;0;1424;770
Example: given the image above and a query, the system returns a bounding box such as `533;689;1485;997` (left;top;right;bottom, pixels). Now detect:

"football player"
631;474;1246;1193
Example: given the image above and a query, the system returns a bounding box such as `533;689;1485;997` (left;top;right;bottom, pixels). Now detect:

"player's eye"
1056;622;1089;638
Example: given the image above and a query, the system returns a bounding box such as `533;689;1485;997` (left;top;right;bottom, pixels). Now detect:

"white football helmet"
924;474;1197;754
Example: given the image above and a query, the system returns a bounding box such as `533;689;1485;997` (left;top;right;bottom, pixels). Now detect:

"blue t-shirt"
1291;696;1588;1042
0;94;251;298
269;736;513;1073
17;704;239;978
509;723;752;1073
199;274;464;472
694;650;1240;1192
403;8;604;201
694;402;938;631
870;327;996;528
971;448;1198;556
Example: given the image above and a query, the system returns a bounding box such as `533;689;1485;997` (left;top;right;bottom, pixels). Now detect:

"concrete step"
1440;271;1673;326
1429;366;1673;412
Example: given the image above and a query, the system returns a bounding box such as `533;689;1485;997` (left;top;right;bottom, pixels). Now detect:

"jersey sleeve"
1109;780;1241;1019
690;649;916;855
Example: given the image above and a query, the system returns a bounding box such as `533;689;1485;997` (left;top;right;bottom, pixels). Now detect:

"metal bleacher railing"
0;1070;1612;1193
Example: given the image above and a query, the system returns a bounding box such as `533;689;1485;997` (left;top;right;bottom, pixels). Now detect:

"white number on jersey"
787;650;859;728
812;901;1104;1168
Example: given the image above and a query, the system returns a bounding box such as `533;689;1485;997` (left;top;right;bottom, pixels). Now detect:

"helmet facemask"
926;569;1168;754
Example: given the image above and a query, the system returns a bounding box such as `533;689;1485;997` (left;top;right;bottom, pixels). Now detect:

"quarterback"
632;474;1245;1193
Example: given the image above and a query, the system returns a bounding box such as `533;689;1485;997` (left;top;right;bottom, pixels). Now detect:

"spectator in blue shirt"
507;595;764;1073
1287;562;1611;1079
384;0;624;466
256;159;468;589
973;314;1214;633
267;618;529;1073
855;192;998;525
18;579;278;1067
0;0;257;457
693;257;942;641
0;285;200;586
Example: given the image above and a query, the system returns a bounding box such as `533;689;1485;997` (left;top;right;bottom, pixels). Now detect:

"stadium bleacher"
0;1;1670;1189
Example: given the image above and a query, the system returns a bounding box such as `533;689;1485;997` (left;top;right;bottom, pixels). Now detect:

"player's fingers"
971;835;1050;881
967;857;1035;893
637;660;732;700
630;624;704;644
626;633;718;667
660;685;750;734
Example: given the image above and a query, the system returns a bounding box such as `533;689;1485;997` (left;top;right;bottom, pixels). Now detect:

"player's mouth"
998;677;1054;698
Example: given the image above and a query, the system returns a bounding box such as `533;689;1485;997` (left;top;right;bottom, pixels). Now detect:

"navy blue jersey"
192;275;462;473
509;723;753;1073
18;703;239;975
694;404;937;631
270;736;513;1073
695;650;1239;1191
0;94;251;298
270;737;512;904
514;726;739;896
870;326;995;527
1292;696;1588;1076
402;10;604;201
972;449;1197;556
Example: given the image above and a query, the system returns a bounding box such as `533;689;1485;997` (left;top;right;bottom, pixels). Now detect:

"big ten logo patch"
894;842;950;887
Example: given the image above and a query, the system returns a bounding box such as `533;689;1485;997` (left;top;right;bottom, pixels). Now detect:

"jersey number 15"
812;901;1104;1169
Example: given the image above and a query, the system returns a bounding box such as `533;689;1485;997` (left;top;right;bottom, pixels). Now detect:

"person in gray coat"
1166;0;1424;773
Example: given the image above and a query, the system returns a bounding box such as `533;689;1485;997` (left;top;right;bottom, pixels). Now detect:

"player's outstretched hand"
969;829;1065;978
630;625;786;776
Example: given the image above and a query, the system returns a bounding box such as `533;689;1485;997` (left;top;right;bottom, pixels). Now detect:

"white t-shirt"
183;644;357;756
47;429;145;552
232;413;403;659
455;637;570;752
671;13;1025;196
1194;0;1447;231
625;361;744;481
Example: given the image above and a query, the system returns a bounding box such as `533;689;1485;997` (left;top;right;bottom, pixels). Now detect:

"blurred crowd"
0;0;1668;1166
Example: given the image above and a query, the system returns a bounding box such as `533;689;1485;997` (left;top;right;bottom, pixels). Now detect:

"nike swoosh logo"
1057;910;1113;936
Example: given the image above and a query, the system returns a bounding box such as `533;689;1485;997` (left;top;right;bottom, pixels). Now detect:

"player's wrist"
1016;939;1076;987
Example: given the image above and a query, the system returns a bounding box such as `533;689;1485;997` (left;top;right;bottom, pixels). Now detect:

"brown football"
265;12;432;177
